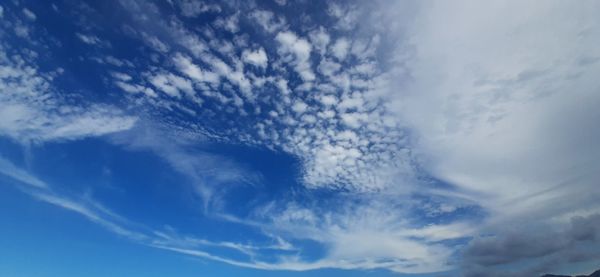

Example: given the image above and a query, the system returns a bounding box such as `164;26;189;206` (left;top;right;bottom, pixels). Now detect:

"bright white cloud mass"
1;1;600;277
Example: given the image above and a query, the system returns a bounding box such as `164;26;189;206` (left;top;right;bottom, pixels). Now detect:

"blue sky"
1;1;600;277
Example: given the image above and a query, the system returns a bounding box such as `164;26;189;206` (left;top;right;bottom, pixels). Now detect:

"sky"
1;1;600;277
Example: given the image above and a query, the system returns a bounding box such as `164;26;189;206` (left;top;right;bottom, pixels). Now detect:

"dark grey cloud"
462;214;600;277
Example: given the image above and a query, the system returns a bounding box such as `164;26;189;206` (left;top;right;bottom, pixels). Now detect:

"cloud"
0;152;299;272
387;0;600;215
275;31;315;81
462;213;600;277
147;71;188;98
214;13;239;33
141;32;169;53
309;27;330;55
22;8;36;21
109;123;263;210
112;0;413;194
0;157;48;189
273;0;286;7
249;9;286;34
0;44;136;144
327;2;359;31
76;32;102;45
379;0;600;274
242;48;268;68
229;194;473;274
114;80;157;97
172;53;219;85
290;100;308;114
0;154;148;241
176;0;221;17
330;38;350;60
0;101;137;144
317;58;341;77
172;4;409;193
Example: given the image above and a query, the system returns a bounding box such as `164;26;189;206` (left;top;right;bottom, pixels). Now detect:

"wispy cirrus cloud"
0;155;297;271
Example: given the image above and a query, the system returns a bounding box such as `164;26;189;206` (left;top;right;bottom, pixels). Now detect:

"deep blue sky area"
1;1;600;277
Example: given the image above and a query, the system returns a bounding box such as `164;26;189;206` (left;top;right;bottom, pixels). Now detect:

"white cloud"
391;0;600;217
235;197;467;274
275;78;290;94
91;55;133;67
147;71;198;100
327;2;358;31
330;38;350;60
148;73;182;98
300;114;317;124
338;95;364;111
242;48;268;68
214;13;239;33
0;157;48;189
14;23;30;38
309;27;330;55
177;0;220;17
317;58;341;77
291;100;308;114
196;53;253;100
173;53;218;84
275;31;315;81
318;110;336;119
114;81;157;97
141;33;169;53
22;8;36;21
319;95;338;106
339;112;363;128
114;0;415;210
76;33;103;45
46;111;137;141
111;2;409;195
0;47;136;144
0;102;136;143
249;9;286;34
111;71;132;81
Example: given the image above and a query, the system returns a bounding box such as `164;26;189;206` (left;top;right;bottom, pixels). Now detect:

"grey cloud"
462;214;600;277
